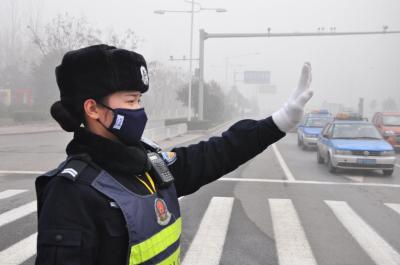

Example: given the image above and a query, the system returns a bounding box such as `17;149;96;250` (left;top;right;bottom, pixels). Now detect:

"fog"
1;0;400;123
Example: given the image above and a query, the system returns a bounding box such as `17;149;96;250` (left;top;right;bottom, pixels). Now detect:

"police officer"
35;44;313;265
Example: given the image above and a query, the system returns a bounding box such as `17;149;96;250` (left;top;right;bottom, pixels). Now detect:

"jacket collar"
66;127;150;175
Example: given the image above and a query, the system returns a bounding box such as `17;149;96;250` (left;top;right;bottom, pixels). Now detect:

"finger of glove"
298;62;312;90
293;63;312;99
295;90;314;107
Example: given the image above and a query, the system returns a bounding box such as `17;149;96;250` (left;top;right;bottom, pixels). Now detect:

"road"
0;128;399;265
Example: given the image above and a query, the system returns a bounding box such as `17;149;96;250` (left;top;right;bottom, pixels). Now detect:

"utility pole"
198;28;400;121
198;29;206;120
187;0;194;121
154;4;226;122
358;97;364;117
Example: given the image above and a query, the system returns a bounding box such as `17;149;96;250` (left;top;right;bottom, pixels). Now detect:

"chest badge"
154;198;171;226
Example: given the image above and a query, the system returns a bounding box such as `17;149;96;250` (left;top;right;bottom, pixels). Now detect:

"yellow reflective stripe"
136;176;155;194
145;172;156;193
157;247;180;265
129;217;182;265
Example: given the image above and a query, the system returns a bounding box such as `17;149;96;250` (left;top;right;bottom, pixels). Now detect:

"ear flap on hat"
50;101;81;132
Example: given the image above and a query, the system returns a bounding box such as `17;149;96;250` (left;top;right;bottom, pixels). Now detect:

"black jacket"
35;117;285;265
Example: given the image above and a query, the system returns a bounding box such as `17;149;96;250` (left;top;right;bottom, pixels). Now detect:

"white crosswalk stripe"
0;190;28;200
269;198;317;265
0;201;37;228
325;200;400;265
0;233;37;265
182;197;234;265
385;203;400;215
1;188;400;265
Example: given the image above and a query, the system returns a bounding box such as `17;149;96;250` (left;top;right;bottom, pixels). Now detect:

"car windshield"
305;117;331;127
383;115;400;126
332;124;383;139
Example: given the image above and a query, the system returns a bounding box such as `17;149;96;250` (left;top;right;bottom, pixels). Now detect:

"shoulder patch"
160;152;177;166
58;159;88;181
59;167;79;179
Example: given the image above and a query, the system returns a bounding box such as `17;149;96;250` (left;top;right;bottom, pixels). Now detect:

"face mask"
98;103;148;145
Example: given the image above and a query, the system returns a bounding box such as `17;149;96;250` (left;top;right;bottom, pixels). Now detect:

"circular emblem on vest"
154;198;171;226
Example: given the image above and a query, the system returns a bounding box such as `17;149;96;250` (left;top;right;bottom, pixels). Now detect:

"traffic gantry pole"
197;29;400;121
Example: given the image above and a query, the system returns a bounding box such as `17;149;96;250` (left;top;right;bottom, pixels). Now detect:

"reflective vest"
93;169;181;265
37;156;182;265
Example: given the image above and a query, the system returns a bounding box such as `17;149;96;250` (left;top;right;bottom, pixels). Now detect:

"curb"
0;127;62;136
0;121;236;174
162;120;236;149
187;119;236;134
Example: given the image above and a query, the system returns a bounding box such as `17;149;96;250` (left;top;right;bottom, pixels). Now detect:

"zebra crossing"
1;189;400;265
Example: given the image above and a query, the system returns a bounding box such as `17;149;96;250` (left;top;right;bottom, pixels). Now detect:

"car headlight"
381;150;395;156
334;149;352;155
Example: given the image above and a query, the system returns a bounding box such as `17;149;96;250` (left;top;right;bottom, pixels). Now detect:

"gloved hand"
272;62;313;132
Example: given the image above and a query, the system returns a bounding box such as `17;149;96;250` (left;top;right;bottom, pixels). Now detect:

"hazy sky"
2;0;400;113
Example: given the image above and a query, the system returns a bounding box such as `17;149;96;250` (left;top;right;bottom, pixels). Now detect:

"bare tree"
28;13;141;111
144;61;187;119
28;13;139;57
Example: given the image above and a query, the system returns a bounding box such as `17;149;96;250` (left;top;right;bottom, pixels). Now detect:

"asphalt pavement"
0;125;400;265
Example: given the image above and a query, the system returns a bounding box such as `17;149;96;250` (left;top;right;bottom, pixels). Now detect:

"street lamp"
154;1;226;122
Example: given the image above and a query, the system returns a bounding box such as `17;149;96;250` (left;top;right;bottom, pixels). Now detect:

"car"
297;112;333;150
372;112;400;152
316;119;397;175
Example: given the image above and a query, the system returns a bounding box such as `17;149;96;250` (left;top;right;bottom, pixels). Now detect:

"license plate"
357;159;376;165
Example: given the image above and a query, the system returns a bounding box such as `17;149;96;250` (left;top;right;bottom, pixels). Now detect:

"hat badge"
140;66;149;86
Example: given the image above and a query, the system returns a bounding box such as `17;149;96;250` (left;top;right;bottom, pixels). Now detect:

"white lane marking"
385;203;400;215
0;232;37;265
325;200;400;265
218;177;400;188
269;199;317;265
272;144;296;181
343;175;364;183
0;190;28;200
0;170;45;175
182;197;234;265
0;201;37;227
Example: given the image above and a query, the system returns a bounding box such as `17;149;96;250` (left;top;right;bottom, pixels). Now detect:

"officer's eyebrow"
123;92;142;99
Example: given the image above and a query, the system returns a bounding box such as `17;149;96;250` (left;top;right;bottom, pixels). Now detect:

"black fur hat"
51;44;149;132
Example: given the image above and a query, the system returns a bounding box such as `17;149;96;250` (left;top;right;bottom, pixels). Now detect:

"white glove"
272;62;313;132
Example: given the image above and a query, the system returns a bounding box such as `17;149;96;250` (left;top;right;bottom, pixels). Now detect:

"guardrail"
143;123;187;142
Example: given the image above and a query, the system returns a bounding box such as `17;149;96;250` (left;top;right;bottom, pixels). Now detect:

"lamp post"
154;1;226;121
